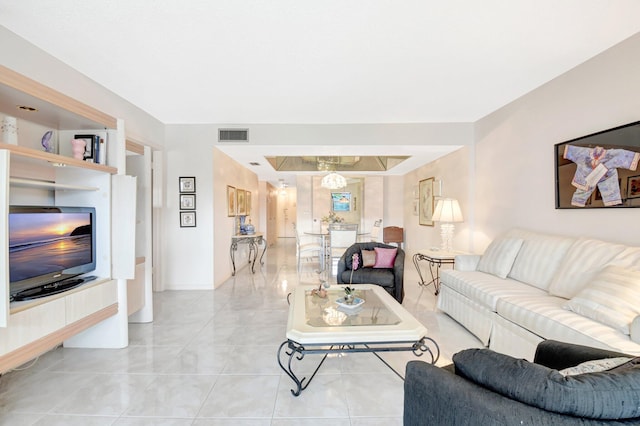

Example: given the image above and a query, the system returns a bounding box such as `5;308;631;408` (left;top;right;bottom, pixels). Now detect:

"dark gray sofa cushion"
338;268;394;288
453;348;640;420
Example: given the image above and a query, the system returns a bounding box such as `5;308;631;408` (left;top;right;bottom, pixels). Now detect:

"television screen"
8;206;96;295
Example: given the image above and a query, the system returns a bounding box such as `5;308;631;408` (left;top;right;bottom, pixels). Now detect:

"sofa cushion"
548;238;629;299
441;270;546;312
477;238;523;279
338;269;394;288
361;249;376;267
496;295;640;355
563;266;640;335
559;357;633;376
453;348;640;419
373;247;397;268
507;233;574;290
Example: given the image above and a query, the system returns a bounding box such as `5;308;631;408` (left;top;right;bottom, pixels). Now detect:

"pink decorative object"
373;247;397;268
71;139;86;160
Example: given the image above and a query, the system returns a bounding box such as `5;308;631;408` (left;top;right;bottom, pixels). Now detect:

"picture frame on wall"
179;176;196;193
237;189;247;215
628;175;640;199
180;194;196;210
246;191;251;215
419;177;434;226
180;211;196;227
331;192;351;212
227;185;236;217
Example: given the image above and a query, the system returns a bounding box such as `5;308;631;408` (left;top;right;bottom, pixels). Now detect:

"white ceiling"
2;1;640;184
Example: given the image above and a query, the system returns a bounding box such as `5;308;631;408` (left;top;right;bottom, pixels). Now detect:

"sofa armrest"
454;254;481;271
533;340;630;370
404;361;598;425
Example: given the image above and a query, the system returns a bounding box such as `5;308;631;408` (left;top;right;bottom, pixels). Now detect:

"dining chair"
370;219;382;242
328;223;358;275
293;223;323;272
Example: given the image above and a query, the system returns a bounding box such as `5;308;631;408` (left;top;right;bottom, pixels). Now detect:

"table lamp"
431;198;463;252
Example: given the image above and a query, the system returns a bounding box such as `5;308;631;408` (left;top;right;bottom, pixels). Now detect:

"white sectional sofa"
437;228;640;360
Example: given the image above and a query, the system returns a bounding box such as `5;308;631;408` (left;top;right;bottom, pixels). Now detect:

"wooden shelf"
0;143;118;174
9;177;99;191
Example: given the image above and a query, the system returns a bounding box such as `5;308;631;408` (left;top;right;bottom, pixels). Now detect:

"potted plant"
343;286;356;304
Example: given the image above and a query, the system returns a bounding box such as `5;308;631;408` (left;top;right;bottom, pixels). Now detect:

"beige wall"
404;32;640;256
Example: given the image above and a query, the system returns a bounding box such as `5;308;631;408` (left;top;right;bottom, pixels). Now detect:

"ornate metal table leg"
413;253;427;287
258;236;267;266
427;261;441;295
230;240;238;276
413;336;440;364
277;340;330;397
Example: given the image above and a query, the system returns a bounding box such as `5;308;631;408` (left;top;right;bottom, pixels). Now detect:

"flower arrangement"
321;211;344;224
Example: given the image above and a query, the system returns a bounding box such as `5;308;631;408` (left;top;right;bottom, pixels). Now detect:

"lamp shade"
321;172;347;189
432;198;463;223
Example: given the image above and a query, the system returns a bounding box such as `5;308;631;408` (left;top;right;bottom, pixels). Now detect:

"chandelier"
321;172;347;189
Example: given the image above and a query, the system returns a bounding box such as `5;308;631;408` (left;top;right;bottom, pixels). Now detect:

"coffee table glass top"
286;284;427;344
305;288;401;327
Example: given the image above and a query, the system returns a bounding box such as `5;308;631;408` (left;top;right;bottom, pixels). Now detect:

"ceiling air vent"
218;128;249;142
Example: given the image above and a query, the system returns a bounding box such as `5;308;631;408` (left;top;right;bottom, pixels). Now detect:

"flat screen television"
8;206;96;299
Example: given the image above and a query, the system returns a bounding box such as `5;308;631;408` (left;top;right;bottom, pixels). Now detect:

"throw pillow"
453;348;640;419
476;238;524;279
373;247;397;268
559;357;632;376
361;250;376;268
563;265;640;335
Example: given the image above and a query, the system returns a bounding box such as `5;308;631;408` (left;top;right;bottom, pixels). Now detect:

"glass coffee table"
278;284;439;396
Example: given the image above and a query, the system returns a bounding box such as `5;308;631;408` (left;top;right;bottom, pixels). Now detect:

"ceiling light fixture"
321;172;347;189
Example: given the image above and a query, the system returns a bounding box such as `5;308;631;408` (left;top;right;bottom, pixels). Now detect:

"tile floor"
0;239;481;425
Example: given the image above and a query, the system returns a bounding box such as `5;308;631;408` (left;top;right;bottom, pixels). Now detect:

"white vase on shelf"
1;116;18;145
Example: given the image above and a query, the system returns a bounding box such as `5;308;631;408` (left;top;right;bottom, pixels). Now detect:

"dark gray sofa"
336;242;404;303
404;340;640;425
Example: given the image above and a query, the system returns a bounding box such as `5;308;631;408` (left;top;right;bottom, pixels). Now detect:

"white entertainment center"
0;65;148;372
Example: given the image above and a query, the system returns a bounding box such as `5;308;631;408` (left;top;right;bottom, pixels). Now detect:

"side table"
413;249;462;295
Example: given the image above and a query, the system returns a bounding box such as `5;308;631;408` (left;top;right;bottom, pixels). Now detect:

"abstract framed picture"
227;185;236;217
179;176;196;193
180;211;196;227
419;177;434;226
180;194;196;210
237;189;246;216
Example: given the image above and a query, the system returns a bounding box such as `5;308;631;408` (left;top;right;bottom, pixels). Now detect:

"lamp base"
439;223;455;253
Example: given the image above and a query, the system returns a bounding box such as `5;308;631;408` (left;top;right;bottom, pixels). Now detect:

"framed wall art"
628;175;640;199
555;120;640;208
237;189;247;215
180;194;196;210
227;185;236;216
180;211;196;227
179;176;196;193
419;177;434;226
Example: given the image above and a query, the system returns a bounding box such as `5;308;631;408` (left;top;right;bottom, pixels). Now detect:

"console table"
413;249;462;295
230;233;267;276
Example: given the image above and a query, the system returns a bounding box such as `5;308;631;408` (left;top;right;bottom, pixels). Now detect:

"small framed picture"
180;211;196;227
180;194;196;210
74;134;95;161
237;189;247;215
179;176;196;193
628;175;640;199
227;185;236;216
